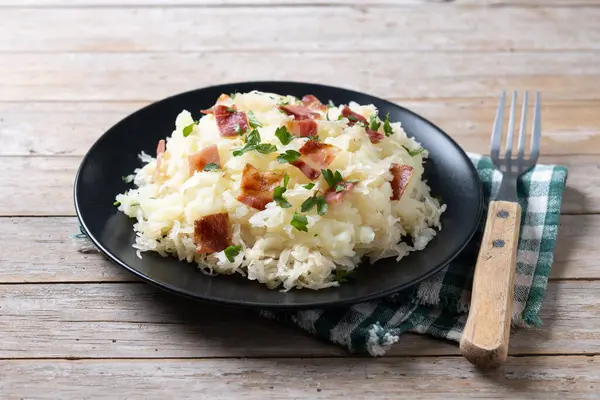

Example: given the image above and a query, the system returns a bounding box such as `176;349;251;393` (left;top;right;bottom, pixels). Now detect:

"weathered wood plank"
0;281;597;358
2;99;599;156
6;0;600;6
0;155;590;216
0;356;598;399
2;6;599;52
1;52;599;102
0;215;593;283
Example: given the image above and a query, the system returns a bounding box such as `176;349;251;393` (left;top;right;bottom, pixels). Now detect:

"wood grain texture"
0;154;592;216
2;6;599;52
461;201;521;369
0;281;598;359
1;356;599;400
1;52;599;102
3;99;600;156
0;214;590;284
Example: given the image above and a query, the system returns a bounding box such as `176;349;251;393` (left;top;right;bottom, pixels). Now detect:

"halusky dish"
115;91;446;290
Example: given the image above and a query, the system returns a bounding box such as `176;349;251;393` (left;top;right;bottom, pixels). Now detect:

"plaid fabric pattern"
73;154;568;356
262;153;568;355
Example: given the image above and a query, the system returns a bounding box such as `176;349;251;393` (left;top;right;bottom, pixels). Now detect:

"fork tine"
530;92;541;162
504;90;517;158
517;92;528;161
491;91;505;160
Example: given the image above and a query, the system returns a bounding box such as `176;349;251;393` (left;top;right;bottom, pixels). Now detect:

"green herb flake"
255;143;277;155
333;269;354;283
322;169;344;190
182;121;198;137
224;245;242;262
402;146;426;157
316;196;328;216
369;115;381;132
290;212;309;232
225;106;237;113
303;183;315;190
383;113;394;136
203;163;220;172
335;184;346;193
248;110;262;128
273;186;291;209
347;115;359;122
283;173;290;188
232;130;264;157
113;200;120;207
307;135;320;142
233;123;243;135
276;150;301;164
300;196;317;213
274;126;294;146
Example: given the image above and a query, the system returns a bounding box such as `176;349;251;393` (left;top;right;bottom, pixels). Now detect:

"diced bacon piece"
366;127;384;144
286;119;318;138
302;95;327;112
390;163;414;201
237;163;284;210
341;106;368;126
279;104;320;120
324;181;357;204
200;94;233;114
188;145;221;175
201;105;249;137
290;141;340;180
152;139;166;182
194;213;232;253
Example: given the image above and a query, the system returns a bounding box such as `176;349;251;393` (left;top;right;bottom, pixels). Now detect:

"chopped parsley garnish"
232;129;276;156
301;193;328;216
233;123;244;135
347;115;359;122
248;110;262;128
225;106;236;113
335;184;346;193
383;113;394;136
303;183;315;190
402;146;425;157
276;150;301;164
369;115;381;131
113;200;120;206
307;135;320;142
290;212;309;232
224;245;242;262
333;269;354;283
337;114;345;121
274;125;294;145
182;121;198;137
277;99;290;107
322;169;344;190
203;163;220;171
273;174;291;209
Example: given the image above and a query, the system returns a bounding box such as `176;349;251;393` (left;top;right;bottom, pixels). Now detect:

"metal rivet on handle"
497;210;509;218
493;239;505;248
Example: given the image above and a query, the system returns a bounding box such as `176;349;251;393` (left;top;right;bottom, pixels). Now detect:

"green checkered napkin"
73;154;568;356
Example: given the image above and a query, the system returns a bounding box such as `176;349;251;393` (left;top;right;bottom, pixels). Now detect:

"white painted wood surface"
1;0;599;398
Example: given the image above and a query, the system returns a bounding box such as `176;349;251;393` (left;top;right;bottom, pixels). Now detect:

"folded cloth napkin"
73;153;568;356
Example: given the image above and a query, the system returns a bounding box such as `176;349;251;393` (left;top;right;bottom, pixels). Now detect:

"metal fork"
460;91;541;369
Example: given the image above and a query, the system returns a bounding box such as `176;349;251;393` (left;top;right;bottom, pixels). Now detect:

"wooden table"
1;0;599;398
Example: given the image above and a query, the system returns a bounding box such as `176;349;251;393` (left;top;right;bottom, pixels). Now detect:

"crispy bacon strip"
390;163;414;201
279;104;320;120
341;105;368;126
200;94;232;114
365;127;384;144
237;163;284;210
286;119;318;138
152;139;166;182
188;145;221;175
342;106;384;144
201;105;249;137
194;213;232;254
324;181;357;204
302;95;327;112
290;140;340;180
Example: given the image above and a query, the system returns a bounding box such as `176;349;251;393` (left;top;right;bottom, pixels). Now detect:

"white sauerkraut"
115;91;446;290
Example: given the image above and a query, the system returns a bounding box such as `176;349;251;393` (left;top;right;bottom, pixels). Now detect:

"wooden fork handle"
460;200;522;369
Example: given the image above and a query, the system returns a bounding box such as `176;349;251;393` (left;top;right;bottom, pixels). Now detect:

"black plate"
74;81;483;309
